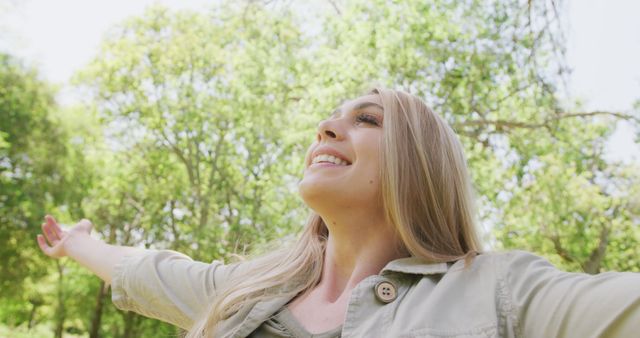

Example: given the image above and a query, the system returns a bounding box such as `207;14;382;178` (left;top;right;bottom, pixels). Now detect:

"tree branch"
454;110;638;132
549;233;577;264
582;224;611;274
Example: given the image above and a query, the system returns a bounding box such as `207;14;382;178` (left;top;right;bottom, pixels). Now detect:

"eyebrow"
330;102;383;118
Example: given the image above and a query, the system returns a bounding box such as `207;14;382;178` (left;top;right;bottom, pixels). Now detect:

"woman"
38;88;639;337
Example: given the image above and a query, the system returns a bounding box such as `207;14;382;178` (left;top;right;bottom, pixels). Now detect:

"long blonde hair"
187;88;481;337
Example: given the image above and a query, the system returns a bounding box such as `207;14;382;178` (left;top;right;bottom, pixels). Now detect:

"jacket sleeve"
110;249;246;330
503;251;640;338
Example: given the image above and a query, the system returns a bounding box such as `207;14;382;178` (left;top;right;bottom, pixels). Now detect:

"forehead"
331;94;383;117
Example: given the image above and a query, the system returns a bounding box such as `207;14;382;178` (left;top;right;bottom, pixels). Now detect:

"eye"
355;113;381;126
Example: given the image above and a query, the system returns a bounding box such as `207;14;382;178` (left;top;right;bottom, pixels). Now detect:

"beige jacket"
111;250;640;337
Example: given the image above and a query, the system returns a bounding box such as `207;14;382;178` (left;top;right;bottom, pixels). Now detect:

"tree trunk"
122;311;138;338
27;303;39;329
27;295;44;329
89;281;107;338
27;304;37;329
53;261;66;338
582;226;610;274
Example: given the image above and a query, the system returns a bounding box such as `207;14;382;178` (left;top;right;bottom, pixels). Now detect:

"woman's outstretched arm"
504;251;640;337
37;215;143;284
36;214;246;329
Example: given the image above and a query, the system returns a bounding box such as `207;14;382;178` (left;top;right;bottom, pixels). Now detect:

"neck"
314;208;409;302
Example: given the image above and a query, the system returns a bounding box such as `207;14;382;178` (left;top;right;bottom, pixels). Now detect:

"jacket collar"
220;258;451;337
380;257;450;275
225;294;296;338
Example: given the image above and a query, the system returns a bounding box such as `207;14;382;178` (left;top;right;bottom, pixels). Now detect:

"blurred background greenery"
1;0;639;337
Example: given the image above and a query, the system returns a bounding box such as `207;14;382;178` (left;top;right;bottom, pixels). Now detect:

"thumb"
77;219;94;233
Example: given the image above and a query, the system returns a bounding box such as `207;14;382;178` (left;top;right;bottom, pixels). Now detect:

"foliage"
0;53;68;325
76;3;310;260
1;0;639;336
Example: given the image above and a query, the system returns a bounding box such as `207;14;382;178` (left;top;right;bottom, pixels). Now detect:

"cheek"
356;149;382;184
362;140;382;171
303;143;316;166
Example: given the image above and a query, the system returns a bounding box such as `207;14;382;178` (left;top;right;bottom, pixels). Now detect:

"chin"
298;179;324;204
298;180;342;211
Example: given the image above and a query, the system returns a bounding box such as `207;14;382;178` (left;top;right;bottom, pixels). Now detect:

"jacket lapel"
221;292;298;338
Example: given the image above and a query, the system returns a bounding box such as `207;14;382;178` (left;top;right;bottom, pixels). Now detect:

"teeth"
312;154;348;166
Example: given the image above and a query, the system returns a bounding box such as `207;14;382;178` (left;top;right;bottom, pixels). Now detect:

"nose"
316;119;342;142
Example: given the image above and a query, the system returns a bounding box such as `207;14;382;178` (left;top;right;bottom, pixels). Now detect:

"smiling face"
298;94;385;213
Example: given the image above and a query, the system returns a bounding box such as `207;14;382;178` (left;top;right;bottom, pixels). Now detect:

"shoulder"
409;251;548;293
468;250;554;272
439;250;557;289
474;249;549;263
446;250;551;272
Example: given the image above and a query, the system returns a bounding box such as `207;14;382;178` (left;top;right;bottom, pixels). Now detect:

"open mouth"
311;154;352;166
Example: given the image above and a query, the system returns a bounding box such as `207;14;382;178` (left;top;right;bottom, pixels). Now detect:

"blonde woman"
38;88;639;337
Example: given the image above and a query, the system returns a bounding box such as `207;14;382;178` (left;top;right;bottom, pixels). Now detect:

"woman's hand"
36;215;142;283
37;215;93;258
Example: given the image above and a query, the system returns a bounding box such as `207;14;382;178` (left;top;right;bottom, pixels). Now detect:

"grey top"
250;307;341;338
111;249;640;337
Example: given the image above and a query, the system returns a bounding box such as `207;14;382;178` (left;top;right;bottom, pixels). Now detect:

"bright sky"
2;0;639;163
566;0;640;163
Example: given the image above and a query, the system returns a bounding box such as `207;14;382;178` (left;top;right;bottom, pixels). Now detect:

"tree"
3;0;639;335
307;0;640;272
0;53;69;327
72;2;313;336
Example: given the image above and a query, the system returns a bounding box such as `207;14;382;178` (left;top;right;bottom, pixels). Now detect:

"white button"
374;281;397;303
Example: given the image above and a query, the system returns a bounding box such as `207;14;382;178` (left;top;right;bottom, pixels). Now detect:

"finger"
37;234;52;255
45;215;62;240
41;222;58;246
